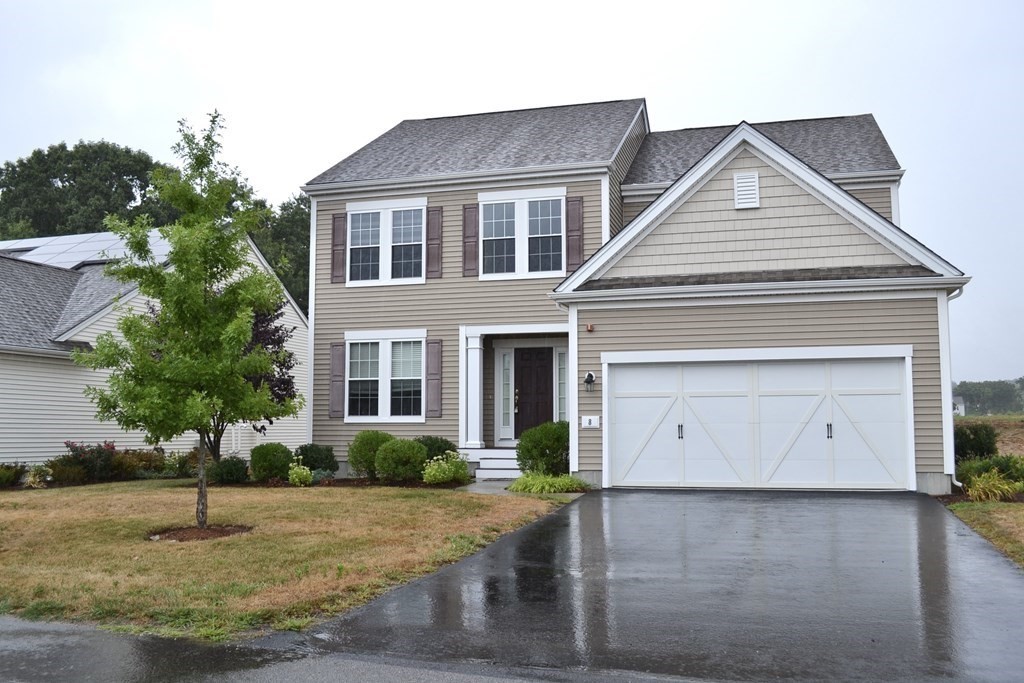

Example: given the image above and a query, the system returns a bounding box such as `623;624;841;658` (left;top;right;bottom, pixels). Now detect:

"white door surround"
602;345;916;490
459;323;570;451
492;338;568;446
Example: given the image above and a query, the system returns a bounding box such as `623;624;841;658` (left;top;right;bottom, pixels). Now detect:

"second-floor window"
347;198;427;286
478;188;566;280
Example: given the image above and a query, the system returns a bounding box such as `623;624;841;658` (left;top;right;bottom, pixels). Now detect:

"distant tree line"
0;140;309;312
954;378;1024;415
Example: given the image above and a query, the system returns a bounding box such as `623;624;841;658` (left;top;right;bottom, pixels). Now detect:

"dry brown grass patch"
0;480;554;639
949;501;1024;567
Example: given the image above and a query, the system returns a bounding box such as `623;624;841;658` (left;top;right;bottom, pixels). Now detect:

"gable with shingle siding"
602;149;910;280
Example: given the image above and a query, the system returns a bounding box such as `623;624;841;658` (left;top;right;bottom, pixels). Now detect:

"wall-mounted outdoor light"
583;371;596;392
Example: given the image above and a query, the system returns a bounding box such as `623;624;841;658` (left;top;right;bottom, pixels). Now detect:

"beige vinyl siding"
311;179;600;461
621;200;650;226
608;114;648;237
575;296;943;476
844;186;894;221
605;149;910;279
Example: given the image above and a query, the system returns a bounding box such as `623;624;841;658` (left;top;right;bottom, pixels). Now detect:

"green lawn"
0;479;554;640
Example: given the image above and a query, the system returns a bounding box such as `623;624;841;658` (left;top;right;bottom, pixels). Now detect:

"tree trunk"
196;434;208;529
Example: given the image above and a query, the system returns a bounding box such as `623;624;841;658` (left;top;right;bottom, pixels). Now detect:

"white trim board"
306;196;317;443
601;345;913;365
556;122;962;296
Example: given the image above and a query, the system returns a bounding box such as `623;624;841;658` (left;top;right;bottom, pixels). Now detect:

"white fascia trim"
601;357;610;488
550;276;972;304
620;183;670;198
891;185;902;227
478;187;565;202
904;355;918;492
462;322;569;337
557;124;960;294
568;305;580;473
936;291;955;475
306;196;317;443
608;103;647;167
347;196;427;212
302;163;611;197
620;173;903;200
601;344;913;365
600;175;610;244
827;169;905;183
574;289;939;311
307;174;607;205
0;345;72;358
345;328;426;341
55;286;140;342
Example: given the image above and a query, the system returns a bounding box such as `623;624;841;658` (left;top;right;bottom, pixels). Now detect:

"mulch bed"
149;525;252;542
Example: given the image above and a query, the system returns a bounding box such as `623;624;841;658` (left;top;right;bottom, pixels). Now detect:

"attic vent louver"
734;172;760;209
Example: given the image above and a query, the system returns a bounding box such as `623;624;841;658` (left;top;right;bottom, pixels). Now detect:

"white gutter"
550;276;972;304
0;344;73;358
948;285;966;490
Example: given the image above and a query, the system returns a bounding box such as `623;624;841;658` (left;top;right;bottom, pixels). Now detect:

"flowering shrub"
24;464;53;489
288;454;313;487
423;450;471;486
50;441;117;483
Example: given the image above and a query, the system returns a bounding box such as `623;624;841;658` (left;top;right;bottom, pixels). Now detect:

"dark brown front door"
514;347;553;438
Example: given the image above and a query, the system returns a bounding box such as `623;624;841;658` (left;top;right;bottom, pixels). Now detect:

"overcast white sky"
1;0;1020;381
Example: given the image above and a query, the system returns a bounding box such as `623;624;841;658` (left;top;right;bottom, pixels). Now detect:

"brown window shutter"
331;213;347;283
329;342;346;418
462;204;478;276
565;197;584;272
425;339;442;418
426;206;443;279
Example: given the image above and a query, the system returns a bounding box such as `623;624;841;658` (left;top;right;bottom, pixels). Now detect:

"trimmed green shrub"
311;468;335;485
957;455;1024;486
348;431;394;479
294;443;338;473
954;422;999;462
209;456;249;485
415;435;459;462
250;443;292;482
508;472;590;494
375;438;428;483
0;463;26;488
516;421;570;475
966;468;1016;502
423;450;471;485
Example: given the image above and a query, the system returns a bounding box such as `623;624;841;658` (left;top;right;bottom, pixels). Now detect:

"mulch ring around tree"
149;525;252;542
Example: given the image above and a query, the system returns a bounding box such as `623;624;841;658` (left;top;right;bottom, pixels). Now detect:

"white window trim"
492;338;568;446
477;190;567;281
345;329;427;424
345;198;427;288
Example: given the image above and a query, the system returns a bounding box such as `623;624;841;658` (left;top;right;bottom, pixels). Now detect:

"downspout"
947;286;965;490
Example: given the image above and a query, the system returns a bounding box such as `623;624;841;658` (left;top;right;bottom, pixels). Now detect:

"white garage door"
608;359;909;489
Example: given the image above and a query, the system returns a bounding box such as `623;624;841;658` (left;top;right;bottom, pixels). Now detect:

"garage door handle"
678;424;684;439
826;423;832;439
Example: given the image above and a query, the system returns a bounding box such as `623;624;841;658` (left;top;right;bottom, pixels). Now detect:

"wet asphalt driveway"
4;490;1024;682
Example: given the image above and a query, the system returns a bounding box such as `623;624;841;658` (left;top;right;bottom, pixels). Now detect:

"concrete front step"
475;468;521;481
477;457;518;469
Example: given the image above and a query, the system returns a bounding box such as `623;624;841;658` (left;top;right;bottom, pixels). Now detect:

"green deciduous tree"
0;140;180;239
953;380;1023;415
74;112;302;528
249;194;310;312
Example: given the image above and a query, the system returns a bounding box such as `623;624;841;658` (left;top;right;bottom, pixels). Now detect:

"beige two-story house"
302;99;968;494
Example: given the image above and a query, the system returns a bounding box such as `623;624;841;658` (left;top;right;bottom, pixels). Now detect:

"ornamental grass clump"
966;468;1017;502
423;450;471;486
508;472;590;494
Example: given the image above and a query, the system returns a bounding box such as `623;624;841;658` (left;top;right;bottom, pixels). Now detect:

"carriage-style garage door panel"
609;359;908;489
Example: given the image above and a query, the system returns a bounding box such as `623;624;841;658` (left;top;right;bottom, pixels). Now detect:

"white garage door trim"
600;345;916;490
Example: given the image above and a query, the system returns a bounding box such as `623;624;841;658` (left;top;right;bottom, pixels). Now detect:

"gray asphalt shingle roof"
622;115;900;185
306;99;647;186
0;255;85;352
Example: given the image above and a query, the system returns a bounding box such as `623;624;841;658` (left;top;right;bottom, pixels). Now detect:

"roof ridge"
650;113;875;135
406;98;646;123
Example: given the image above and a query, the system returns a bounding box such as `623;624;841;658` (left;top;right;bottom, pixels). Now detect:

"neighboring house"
0;230;309;464
952;396;966;416
302;98;968;494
